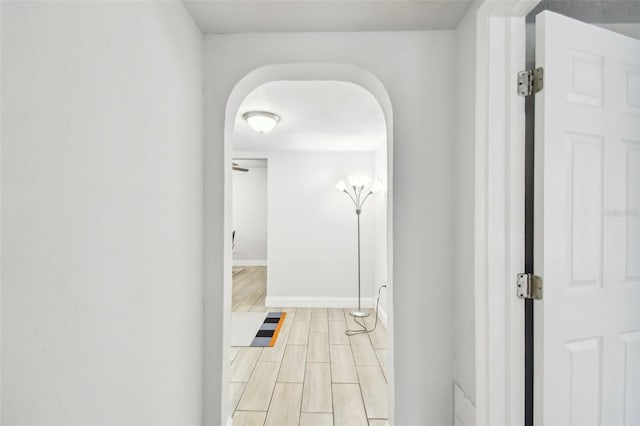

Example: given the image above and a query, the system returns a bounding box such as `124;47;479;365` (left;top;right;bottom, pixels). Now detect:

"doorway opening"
223;68;394;426
231;157;268;310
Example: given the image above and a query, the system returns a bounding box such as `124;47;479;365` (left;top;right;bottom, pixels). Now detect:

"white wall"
232;163;268;265
0;4;4;420
1;2;203;424
596;23;640;40
452;4;478;405
373;144;389;320
265;151;376;306
204;31;455;425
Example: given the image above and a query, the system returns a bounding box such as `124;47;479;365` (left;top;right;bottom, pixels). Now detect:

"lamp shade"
242;111;281;133
370;180;383;193
335;180;347;191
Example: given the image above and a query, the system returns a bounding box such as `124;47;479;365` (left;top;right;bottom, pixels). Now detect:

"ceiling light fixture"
242;111;281;134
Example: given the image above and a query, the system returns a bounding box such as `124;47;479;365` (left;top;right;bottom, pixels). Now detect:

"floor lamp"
336;176;382;318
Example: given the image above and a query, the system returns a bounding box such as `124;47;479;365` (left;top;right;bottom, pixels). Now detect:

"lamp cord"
345;284;387;336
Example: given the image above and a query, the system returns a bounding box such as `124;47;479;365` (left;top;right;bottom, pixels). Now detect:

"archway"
215;63;395;425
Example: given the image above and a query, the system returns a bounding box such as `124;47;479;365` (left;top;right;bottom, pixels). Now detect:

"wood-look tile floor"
231;266;389;426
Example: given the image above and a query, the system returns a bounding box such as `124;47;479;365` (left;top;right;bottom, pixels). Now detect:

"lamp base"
349;310;370;318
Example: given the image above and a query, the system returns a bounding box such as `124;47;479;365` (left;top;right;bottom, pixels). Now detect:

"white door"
535;11;640;426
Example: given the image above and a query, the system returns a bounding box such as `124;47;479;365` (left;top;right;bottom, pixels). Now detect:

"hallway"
2;1;472;423
230;267;389;426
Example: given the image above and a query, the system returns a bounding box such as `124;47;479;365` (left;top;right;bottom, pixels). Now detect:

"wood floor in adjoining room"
232;266;268;312
231;266;389;426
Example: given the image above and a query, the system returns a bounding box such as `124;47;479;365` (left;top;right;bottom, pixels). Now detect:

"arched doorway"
210;63;395;425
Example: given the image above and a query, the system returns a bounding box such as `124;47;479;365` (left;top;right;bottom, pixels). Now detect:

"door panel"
535;11;640;426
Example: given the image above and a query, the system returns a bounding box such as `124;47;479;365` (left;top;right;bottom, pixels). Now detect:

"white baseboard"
265;296;375;309
454;383;476;426
225;416;233;426
376;304;388;328
232;260;267;267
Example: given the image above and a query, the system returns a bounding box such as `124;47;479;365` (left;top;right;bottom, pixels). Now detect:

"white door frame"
474;1;541;425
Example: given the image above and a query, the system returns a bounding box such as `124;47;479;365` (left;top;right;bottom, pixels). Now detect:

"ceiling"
232;81;386;152
182;0;473;33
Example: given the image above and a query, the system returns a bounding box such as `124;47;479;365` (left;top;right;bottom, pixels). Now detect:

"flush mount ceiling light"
242;111;281;134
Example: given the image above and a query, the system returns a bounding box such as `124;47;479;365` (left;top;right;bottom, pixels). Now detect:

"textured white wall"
232;165;268;264
452;4;478;404
204;31;455;425
1;2;203;424
265;151;376;305
596;23;640;40
373;145;389;319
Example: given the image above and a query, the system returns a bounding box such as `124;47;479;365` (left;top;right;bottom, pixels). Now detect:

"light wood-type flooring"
231;266;389;426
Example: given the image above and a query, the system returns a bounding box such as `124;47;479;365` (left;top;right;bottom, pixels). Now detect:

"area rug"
250;312;287;347
230;312;286;347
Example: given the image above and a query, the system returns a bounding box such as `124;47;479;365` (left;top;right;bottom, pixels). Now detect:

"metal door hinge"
517;67;543;96
517;273;543;300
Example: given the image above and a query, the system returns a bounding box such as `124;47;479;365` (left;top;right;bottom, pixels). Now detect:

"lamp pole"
356;207;362;315
336;177;380;318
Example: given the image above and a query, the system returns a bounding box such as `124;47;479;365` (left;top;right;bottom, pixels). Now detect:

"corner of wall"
451;0;479;406
454;382;476;426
